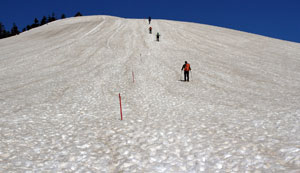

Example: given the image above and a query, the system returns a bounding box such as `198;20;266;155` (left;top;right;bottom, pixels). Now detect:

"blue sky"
1;0;300;43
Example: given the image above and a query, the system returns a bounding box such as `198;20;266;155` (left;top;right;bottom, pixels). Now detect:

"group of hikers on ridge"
148;16;160;42
148;17;191;82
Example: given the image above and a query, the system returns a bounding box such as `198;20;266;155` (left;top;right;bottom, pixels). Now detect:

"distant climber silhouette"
156;32;160;42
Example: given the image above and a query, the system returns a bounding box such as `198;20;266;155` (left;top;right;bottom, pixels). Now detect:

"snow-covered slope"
0;15;300;172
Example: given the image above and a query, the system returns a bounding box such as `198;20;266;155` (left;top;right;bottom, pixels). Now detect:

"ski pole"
180;70;183;81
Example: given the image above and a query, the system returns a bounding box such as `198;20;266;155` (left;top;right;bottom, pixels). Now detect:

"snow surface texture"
0;15;300;172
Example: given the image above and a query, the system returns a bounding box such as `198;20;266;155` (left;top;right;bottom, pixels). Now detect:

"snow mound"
0;15;300;172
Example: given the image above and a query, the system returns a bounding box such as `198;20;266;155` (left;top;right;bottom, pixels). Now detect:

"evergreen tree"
0;23;11;39
34;18;39;26
0;23;3;31
47;15;52;23
0;22;4;39
51;13;56;22
26;25;32;31
2;30;10;38
22;28;26;32
75;12;82;17
31;18;40;28
11;23;20;36
48;13;56;23
41;16;47;25
61;14;66;19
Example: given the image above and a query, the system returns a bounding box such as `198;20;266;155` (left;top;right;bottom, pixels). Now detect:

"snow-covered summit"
0;15;300;172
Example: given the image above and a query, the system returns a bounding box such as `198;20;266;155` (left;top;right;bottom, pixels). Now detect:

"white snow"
0;15;300;172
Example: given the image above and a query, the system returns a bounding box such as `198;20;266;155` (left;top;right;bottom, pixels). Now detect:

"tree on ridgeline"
75;12;82;17
0;22;11;39
0;22;5;39
4;30;10;38
52;13;56;21
47;13;56;23
1;12;68;39
26;25;32;31
35;18;39;26
40;16;48;25
49;13;56;22
10;23;20;36
31;18;40;28
47;15;52;23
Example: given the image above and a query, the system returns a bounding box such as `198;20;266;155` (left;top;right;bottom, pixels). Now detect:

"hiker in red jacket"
181;61;191;81
149;27;152;34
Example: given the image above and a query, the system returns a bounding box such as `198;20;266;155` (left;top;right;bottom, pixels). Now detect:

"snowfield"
0;15;300;172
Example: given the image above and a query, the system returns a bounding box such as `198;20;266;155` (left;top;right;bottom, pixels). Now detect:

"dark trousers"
184;71;189;81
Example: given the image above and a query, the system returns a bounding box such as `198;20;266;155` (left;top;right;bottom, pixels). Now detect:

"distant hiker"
149;27;152;34
181;61;191;81
148;16;151;24
156;32;160;42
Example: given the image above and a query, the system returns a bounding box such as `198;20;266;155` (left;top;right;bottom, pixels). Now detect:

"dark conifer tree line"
0;12;82;39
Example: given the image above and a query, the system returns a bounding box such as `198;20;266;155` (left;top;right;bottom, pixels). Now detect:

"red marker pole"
119;93;123;120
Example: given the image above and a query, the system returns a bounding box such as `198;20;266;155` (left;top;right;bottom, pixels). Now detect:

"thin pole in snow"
119;93;123;120
180;70;182;81
132;71;135;83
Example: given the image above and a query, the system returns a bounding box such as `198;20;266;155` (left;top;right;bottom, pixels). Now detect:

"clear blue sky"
1;0;300;43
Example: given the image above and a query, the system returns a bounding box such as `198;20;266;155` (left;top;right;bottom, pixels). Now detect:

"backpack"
184;64;190;71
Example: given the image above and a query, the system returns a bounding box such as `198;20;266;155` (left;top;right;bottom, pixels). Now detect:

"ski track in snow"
0;15;300;172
